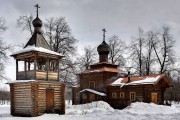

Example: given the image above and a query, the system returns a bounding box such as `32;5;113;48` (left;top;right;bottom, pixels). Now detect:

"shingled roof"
24;16;51;50
24;32;51;50
79;62;124;74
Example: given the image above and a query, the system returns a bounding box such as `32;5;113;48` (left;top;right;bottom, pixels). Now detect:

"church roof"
79;62;124;74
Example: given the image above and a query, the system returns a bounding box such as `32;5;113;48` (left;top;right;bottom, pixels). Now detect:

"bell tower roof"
24;4;51;50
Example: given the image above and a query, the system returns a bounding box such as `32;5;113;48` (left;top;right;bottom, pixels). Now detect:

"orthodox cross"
102;28;106;42
35;4;40;17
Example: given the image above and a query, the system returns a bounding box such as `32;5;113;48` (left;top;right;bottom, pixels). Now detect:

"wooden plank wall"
17;71;58;81
37;82;66;115
10;81;66;117
10;83;34;116
107;85;164;109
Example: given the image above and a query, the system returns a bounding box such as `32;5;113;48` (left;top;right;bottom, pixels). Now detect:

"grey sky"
1;0;180;80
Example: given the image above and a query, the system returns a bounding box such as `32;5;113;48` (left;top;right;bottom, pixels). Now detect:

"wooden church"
72;29;173;109
9;4;65;116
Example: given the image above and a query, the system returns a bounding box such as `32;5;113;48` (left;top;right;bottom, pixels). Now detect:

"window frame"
130;92;136;102
120;92;124;99
112;92;117;99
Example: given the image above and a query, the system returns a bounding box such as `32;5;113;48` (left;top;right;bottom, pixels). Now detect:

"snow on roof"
111;78;124;85
129;75;161;85
80;89;106;96
89;70;103;73
111;75;162;86
11;46;62;56
8;80;36;84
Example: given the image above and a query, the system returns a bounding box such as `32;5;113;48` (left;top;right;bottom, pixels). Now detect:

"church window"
130;92;136;101
112;92;117;99
120;92;124;99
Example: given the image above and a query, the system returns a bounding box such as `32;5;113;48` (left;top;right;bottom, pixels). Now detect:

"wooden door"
89;94;95;101
151;92;157;104
46;89;54;110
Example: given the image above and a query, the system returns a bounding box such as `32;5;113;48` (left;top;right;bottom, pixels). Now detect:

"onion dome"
97;41;111;54
97;28;111;63
32;17;42;27
32;17;42;34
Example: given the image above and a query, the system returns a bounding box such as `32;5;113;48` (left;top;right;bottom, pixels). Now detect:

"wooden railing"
17;70;58;81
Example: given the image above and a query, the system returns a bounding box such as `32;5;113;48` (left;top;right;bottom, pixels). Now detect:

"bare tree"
77;46;97;70
17;15;33;35
129;28;145;76
0;18;7;33
152;27;175;73
108;35;126;67
144;31;158;75
44;17;78;83
44;17;77;58
0;18;11;80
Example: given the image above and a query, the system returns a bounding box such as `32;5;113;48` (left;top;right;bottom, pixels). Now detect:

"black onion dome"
97;41;111;54
32;17;42;27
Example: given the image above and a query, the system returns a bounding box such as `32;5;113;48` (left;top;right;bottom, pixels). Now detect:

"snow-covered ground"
1;101;180;120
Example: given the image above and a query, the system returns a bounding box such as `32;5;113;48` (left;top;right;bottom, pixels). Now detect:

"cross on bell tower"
102;28;106;42
35;4;40;17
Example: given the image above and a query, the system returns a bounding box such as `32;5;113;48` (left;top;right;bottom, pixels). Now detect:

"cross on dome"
102;28;106;42
35;4;40;17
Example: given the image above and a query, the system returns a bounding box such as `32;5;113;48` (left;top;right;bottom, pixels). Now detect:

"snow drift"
1;101;180;120
124;102;179;114
66;101;114;115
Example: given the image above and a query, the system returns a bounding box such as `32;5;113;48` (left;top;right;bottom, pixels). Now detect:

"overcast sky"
1;0;180;80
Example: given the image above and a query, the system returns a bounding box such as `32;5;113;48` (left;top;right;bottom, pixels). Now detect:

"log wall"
107;84;165;109
10;81;66;117
10;83;34;116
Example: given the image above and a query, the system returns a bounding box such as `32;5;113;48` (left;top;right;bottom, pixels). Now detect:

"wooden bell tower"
9;4;66;117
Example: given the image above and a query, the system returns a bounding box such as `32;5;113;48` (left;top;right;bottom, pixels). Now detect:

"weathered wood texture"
73;72;117;105
107;84;166;109
10;81;66;117
79;72;117;93
17;71;58;81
